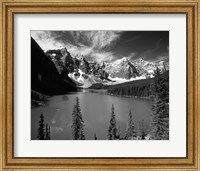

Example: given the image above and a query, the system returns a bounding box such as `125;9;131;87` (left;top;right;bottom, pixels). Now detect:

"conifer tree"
116;126;121;139
137;120;146;140
107;104;120;140
94;133;97;140
45;124;51;140
136;121;141;139
149;68;169;140
71;97;85;140
37;113;45;140
125;110;136;139
141;120;146;139
48;125;51;140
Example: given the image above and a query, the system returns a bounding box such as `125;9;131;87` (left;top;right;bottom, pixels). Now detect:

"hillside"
31;37;77;95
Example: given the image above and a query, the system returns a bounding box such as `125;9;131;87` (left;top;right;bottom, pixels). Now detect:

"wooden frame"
0;0;199;170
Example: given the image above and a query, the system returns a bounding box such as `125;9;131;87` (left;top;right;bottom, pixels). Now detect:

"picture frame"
0;0;199;170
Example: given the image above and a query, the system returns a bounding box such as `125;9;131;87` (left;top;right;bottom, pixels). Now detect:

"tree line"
107;70;169;99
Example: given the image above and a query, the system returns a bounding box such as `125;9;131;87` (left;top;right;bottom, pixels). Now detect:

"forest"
107;71;168;98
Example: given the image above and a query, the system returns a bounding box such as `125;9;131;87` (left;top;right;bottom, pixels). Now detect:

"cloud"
154;55;169;62
90;51;115;62
89;31;121;50
31;31;122;63
125;52;138;60
31;31;169;63
70;31;121;50
31;31;65;51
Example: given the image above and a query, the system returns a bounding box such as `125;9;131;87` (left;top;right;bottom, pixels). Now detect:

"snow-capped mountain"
46;48;110;88
133;58;168;71
132;58;169;78
68;69;108;88
105;57;139;79
105;57;168;79
46;48;169;88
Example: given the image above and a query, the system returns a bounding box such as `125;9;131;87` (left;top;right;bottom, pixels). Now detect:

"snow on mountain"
132;58;169;77
105;57;168;81
68;69;108;88
105;57;139;79
46;47;169;87
105;75;147;85
135;58;168;71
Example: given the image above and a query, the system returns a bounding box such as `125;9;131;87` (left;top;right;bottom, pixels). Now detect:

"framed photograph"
0;0;199;170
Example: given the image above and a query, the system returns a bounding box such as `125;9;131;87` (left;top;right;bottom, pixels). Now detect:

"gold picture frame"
0;0;199;170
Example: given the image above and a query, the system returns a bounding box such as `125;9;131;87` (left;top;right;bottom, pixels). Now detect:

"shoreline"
107;92;150;99
86;88;150;99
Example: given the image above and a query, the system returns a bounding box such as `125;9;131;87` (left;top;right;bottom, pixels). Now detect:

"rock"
31;37;77;95
105;57;139;79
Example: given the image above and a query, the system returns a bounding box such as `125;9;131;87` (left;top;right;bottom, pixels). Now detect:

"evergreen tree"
140;120;145;140
107;104;120;140
71;97;85;140
137;121;142;139
125;110;136;139
45;124;51;140
94;133;97;140
136;121;146;140
116;126;121;139
37;113;45;140
149;68;169;140
48;125;51;140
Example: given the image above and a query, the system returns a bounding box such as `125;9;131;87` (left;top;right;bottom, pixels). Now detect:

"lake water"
31;89;151;140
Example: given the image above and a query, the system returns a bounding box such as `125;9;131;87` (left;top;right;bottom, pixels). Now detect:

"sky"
31;31;169;63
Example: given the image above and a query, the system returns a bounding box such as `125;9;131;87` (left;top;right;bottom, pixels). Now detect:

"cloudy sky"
31;31;169;63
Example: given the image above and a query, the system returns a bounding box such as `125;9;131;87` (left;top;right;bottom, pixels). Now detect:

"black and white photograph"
31;31;169;140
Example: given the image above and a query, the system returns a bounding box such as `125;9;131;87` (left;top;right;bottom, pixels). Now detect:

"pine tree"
37;113;45;140
137;121;142;139
141;120;145;140
116;126;121;139
94;133;97;140
125;110;136;139
71;97;85;140
48;125;51;140
149;68;169;140
45;124;51;140
107;104;120;140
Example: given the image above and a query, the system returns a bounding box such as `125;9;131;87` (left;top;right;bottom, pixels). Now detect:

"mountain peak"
138;58;145;62
121;57;129;62
134;57;145;62
60;47;69;56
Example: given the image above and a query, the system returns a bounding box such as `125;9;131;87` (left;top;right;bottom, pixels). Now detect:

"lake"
31;89;151;140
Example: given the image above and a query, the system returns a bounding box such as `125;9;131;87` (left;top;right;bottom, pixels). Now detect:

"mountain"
46;48;78;77
46;49;110;88
79;57;90;74
105;57;139;79
132;58;169;77
43;44;169;88
31;37;77;95
105;57;169;80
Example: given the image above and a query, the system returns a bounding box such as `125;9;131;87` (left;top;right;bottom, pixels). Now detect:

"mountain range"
45;46;169;88
31;37;169;92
